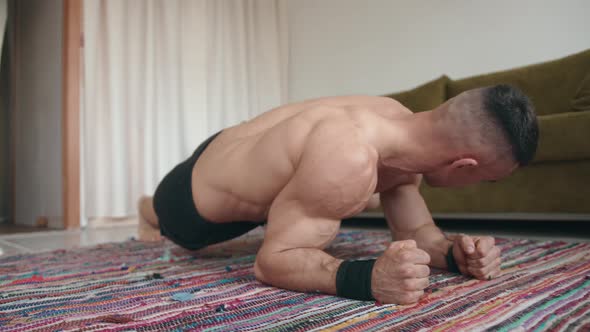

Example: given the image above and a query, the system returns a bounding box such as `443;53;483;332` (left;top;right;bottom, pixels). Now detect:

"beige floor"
0;224;138;256
0;217;589;257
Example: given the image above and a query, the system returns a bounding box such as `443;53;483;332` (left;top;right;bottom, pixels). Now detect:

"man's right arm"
254;202;343;295
253;155;431;304
253;117;375;296
253;117;430;304
254;196;431;305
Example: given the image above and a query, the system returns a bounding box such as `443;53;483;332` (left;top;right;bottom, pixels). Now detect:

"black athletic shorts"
153;131;261;250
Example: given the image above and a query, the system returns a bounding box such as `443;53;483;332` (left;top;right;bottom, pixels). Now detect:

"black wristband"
446;244;460;273
336;259;376;301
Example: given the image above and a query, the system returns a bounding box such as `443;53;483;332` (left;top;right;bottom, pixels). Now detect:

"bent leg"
137;196;163;242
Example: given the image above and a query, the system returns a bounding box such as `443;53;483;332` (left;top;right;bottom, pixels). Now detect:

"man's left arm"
380;176;502;279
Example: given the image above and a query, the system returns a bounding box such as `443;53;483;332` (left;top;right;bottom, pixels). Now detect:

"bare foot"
138;215;163;242
138;198;163;242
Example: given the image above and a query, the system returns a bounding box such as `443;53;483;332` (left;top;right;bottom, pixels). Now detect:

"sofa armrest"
533;110;590;163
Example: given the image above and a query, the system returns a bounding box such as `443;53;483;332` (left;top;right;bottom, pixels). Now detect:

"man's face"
423;158;518;187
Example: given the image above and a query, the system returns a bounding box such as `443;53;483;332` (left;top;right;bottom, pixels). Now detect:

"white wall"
286;0;590;102
13;0;63;226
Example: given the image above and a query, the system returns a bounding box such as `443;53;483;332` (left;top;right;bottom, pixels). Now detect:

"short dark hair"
482;85;539;166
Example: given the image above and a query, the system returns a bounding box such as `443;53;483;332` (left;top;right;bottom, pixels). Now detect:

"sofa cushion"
533;111;590;163
384;75;449;112
447;49;590;116
417;159;590;214
571;72;590;112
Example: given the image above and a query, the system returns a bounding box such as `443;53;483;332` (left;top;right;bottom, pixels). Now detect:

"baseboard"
47;216;64;229
358;211;590;222
433;213;590;221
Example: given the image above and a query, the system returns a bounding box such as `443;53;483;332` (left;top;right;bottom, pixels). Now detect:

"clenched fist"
371;240;431;304
449;234;502;280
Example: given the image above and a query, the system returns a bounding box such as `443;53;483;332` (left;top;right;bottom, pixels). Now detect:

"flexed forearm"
402;224;452;270
381;184;452;270
254;246;342;294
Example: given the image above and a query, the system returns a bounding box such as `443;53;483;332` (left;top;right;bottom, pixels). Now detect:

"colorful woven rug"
0;228;589;331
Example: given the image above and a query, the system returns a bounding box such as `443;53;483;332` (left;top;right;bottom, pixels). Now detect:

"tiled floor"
0;217;589;257
0;225;138;255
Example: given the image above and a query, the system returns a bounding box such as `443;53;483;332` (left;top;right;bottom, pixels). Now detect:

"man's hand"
449;234;502;280
371;240;431;304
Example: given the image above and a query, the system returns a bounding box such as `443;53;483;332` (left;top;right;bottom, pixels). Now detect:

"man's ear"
450;158;478;169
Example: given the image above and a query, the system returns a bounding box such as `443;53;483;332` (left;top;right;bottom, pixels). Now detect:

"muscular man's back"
192;95;406;224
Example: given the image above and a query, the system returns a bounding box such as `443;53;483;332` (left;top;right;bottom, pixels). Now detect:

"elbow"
253;259;267;283
254;252;272;284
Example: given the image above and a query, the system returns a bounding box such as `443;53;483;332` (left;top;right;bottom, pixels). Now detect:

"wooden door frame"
62;0;82;229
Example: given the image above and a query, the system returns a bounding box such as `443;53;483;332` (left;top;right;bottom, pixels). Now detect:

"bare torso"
192;95;414;224
175;92;504;305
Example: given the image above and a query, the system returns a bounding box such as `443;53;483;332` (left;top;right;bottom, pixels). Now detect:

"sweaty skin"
139;95;504;304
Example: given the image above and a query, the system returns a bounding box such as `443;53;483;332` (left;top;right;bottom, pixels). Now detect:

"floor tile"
0;239;32;256
0;225;137;253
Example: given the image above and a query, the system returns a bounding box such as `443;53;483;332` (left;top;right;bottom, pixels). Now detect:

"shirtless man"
138;84;538;304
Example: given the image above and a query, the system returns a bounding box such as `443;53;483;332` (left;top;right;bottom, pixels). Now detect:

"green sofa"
381;49;590;215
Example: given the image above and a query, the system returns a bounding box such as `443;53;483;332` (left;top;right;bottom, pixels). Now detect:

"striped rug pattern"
0;229;589;331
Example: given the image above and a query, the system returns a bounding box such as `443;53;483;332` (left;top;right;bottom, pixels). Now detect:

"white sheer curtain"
82;0;288;220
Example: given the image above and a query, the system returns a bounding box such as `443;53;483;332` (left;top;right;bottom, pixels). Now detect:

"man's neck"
372;110;457;173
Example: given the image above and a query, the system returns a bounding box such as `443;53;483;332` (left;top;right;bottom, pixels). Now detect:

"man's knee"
138;196;157;220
